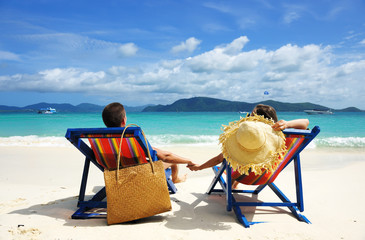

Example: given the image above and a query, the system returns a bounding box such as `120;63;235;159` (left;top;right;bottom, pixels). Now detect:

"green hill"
0;97;363;112
142;97;363;112
0;103;147;113
143;97;255;112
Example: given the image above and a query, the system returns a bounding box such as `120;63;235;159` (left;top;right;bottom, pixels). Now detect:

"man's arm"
153;147;194;165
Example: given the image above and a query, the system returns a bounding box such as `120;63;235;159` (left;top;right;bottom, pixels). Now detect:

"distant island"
142;97;363;112
0;102;149;113
0;97;363;113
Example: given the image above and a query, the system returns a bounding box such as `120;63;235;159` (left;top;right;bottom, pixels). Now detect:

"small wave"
149;135;365;148
147;134;219;146
1;135;364;149
0;135;219;147
314;137;365;148
0;136;71;147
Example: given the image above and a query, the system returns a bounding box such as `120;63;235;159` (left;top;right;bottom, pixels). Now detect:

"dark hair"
252;104;278;122
102;102;126;127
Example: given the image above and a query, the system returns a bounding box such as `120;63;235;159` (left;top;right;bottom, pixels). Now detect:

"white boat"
304;109;333;115
38;107;57;114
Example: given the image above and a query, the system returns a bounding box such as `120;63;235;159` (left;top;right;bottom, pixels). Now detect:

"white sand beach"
1;145;365;240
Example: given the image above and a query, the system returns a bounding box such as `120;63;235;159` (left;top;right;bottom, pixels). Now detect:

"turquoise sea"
0;112;364;149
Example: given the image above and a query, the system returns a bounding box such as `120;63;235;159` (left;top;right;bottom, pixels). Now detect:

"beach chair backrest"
80;133;149;170
232;127;320;185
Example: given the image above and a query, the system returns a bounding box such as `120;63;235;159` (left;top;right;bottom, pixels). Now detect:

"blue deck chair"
65;127;177;219
206;126;320;228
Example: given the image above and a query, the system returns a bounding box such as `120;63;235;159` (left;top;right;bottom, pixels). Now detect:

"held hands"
187;163;202;171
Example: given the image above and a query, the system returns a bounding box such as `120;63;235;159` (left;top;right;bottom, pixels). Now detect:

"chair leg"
74;157;107;219
294;155;304;212
229;177;265;228
165;168;177;194
233;205;267;228
207;162;227;194
268;182;310;224
226;164;233;212
90;187;106;201
77;157;91;206
232;203;251;228
253;184;267;194
72;205;88;219
72;201;107;219
207;164;310;227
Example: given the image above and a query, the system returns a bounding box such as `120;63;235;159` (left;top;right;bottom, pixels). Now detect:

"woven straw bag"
104;124;172;225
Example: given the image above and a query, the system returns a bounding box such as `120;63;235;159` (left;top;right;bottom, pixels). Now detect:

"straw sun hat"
219;114;287;175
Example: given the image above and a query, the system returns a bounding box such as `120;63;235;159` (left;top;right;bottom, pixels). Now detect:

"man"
102;102;194;183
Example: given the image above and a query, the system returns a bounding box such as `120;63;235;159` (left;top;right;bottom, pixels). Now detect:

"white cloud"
108;66;142;75
171;37;202;53
0;68;106;92
282;4;308;24
118;43;138;57
325;6;345;20
0;51;21;61
202;22;231;33
283;11;300;24
186;36;262;72
336;60;365;75
237;17;257;29
360;39;365;45
224;36;249;55
267;44;330;72
203;2;233;14
0;36;364;109
22;33;117;51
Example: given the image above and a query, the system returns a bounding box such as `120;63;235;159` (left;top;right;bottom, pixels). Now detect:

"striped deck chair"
206;126;320;228
65;127;177;219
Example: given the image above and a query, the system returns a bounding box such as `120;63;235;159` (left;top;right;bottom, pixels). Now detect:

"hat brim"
220;114;286;175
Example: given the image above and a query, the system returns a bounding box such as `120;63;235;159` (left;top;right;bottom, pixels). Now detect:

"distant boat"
304;109;333;115
38;107;57;114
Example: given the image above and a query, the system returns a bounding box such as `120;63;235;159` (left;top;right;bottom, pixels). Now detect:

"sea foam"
0;135;364;148
314;137;365;148
147;134;220;146
0;136;71;147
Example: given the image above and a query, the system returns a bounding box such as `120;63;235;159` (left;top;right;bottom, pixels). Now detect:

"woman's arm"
188;153;224;171
272;119;309;131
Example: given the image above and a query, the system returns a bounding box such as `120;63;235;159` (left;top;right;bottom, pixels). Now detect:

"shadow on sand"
9;185;295;229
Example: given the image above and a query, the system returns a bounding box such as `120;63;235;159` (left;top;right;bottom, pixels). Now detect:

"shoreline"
1;134;365;149
1;146;365;239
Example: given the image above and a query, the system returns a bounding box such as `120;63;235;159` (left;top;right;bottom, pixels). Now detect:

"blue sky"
1;0;365;109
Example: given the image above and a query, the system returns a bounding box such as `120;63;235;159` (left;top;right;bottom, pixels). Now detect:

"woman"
188;104;309;171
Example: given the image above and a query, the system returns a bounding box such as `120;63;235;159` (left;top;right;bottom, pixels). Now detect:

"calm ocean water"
0;112;364;149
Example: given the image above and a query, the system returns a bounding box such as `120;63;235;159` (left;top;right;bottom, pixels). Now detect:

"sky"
1;0;365;109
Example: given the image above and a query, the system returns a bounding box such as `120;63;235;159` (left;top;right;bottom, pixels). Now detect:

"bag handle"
116;124;155;181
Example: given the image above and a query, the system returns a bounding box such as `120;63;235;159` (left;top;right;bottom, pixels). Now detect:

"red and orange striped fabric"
231;135;305;185
87;136;148;170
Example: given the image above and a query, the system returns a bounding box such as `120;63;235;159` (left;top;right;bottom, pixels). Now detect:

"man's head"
102;102;127;127
252;104;278;122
